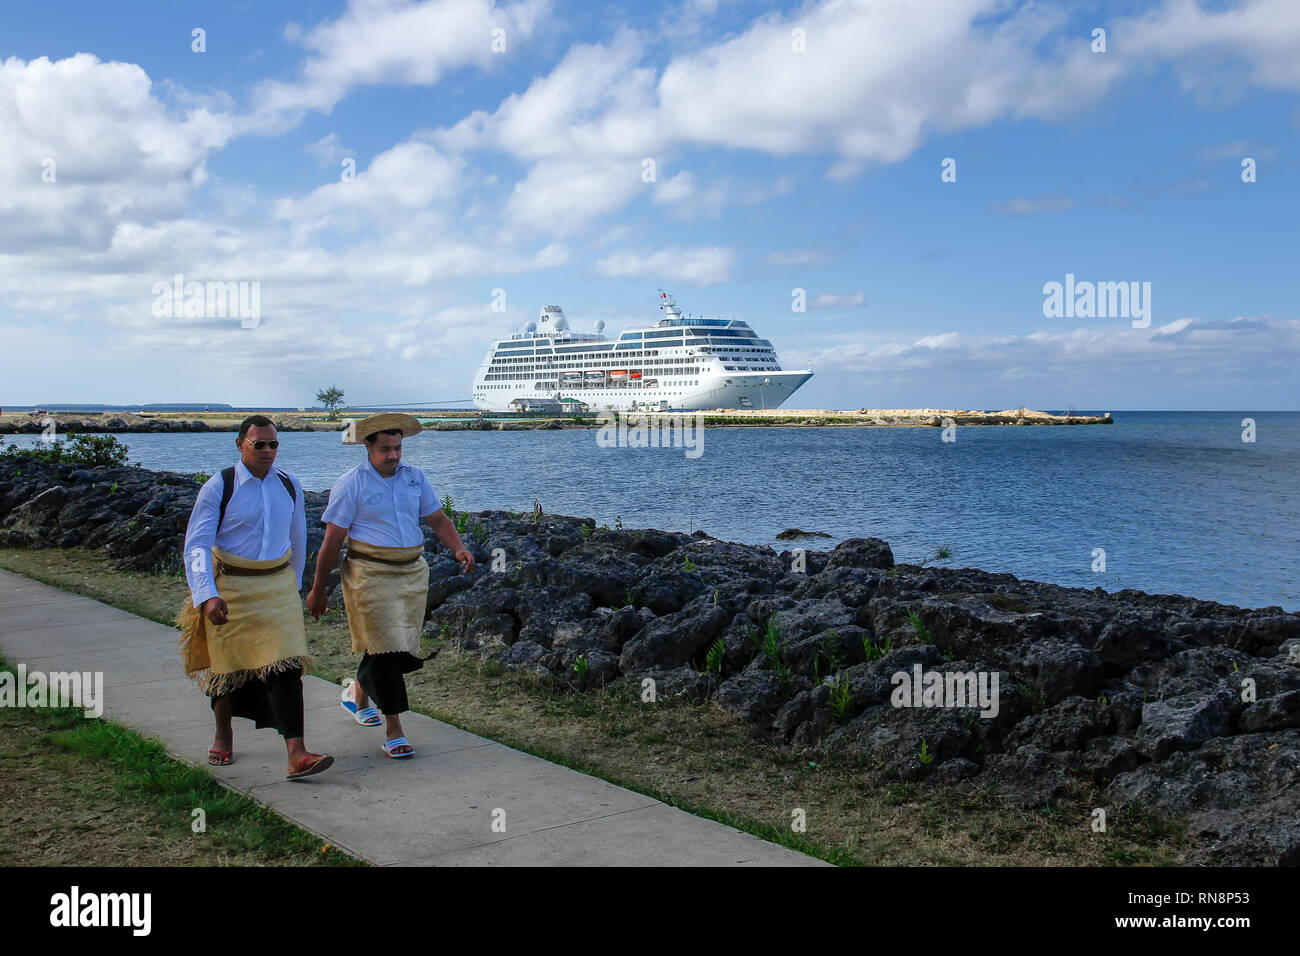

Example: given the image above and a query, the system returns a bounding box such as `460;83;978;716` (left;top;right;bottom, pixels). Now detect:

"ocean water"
6;411;1297;611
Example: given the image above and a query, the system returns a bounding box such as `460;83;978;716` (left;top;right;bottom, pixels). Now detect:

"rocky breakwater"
1;459;1296;864
0;413;316;434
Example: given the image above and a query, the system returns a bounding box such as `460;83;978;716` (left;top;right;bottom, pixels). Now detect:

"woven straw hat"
342;413;424;445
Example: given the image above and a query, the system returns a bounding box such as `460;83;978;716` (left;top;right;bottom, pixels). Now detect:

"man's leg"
210;694;233;759
265;668;328;775
358;652;412;753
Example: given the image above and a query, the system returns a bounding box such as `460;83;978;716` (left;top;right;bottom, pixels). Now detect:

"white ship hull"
473;370;813;413
471;294;813;414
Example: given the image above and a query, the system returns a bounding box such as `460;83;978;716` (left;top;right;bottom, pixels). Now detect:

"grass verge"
0;650;361;866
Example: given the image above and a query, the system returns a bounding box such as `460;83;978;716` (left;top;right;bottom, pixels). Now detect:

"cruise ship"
471;293;813;413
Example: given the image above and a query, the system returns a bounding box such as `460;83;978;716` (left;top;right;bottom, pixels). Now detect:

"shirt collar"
235;460;277;487
365;458;402;481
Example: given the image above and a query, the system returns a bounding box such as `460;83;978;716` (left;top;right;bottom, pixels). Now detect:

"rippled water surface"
8;411;1297;610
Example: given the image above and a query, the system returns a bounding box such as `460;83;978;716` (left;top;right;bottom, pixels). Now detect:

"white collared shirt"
183;461;306;607
321;460;439;548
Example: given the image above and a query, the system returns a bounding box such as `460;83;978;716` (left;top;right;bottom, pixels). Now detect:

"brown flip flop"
286;752;334;780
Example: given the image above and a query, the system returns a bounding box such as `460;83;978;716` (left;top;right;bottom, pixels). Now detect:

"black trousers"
212;667;305;739
357;652;423;715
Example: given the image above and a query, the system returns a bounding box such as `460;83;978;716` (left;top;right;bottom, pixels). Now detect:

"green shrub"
2;433;130;467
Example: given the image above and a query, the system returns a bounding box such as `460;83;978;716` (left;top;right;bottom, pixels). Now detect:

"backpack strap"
217;466;237;532
217;466;297;532
276;469;297;504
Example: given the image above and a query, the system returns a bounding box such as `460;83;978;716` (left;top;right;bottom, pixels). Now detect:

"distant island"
0;407;1113;434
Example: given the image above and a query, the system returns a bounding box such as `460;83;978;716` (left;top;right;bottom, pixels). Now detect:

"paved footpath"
0;568;826;866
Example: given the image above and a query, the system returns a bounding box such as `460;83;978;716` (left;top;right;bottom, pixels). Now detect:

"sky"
1;0;1298;411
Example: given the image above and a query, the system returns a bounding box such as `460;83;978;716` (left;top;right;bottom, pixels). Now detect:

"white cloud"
803;316;1300;375
988;195;1076;216
810;292;865;308
1121;0;1300;102
248;0;550;129
766;248;834;268
594;246;737;285
0;53;234;252
274;139;465;238
654;171;696;204
506;158;646;235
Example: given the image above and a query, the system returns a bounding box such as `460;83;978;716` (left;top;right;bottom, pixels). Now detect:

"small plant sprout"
682;554;696;571
573;655;589;676
704;637;725;675
919;739;934;765
829;672;851;722
918;544;954;568
614;515;623;531
712;586;720;605
441;491;455;516
906;610;933;644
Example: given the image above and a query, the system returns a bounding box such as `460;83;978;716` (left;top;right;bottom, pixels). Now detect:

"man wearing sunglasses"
178;414;333;780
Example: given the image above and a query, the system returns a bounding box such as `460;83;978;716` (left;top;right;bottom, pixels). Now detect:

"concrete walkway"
0;568;826;866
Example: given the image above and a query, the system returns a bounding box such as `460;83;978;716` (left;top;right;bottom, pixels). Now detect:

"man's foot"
381;737;414;758
340;680;381;726
207;749;233;766
286;752;334;780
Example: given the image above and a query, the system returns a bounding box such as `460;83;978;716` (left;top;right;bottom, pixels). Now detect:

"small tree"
316;385;345;420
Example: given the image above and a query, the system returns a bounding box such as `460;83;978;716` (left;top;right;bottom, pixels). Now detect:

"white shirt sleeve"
321;469;357;529
183;474;223;607
288;472;306;590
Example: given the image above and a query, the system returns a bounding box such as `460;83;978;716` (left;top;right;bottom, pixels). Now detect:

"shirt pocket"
397;481;424;519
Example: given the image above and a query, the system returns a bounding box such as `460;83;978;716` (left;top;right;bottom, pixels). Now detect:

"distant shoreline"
0;407;1112;434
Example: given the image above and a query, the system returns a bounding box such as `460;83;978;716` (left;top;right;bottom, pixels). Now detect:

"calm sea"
7;411;1297;611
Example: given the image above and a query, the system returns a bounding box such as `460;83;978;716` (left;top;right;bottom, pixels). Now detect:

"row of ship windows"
484;371;699;381
478;382;699;390
490;355;772;369
493;346;772;360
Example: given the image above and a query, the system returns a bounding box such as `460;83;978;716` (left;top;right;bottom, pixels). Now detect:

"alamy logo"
0;664;103;717
1043;273;1150;328
595;411;704;459
50;886;150;936
152;273;261;328
890;664;1000;718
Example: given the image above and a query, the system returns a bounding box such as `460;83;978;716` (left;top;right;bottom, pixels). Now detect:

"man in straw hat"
306;413;474;758
179;414;333;779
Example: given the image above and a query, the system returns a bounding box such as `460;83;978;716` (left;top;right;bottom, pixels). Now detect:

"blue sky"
1;0;1298;410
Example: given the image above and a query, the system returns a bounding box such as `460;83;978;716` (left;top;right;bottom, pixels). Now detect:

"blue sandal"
340;680;382;726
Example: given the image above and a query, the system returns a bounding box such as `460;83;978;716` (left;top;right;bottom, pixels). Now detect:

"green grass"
0;653;362;866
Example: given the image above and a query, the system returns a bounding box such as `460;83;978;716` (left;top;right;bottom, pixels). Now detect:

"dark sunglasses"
241;439;279;450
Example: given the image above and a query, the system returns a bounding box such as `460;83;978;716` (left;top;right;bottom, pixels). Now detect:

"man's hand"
454;549;475;574
305;587;327;619
203;596;229;626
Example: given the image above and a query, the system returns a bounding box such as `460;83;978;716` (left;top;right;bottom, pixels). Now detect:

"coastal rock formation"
0;413;316;434
0;458;1296;864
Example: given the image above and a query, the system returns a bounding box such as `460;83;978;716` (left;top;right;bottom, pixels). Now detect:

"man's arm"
423;510;474;574
306;522;349;618
184;477;220;605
